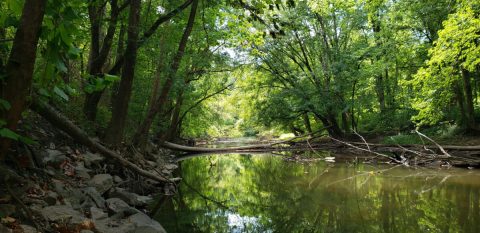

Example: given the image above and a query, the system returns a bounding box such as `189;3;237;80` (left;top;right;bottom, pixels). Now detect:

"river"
153;147;480;232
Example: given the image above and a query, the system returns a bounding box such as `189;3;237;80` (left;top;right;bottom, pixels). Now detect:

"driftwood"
30;100;175;183
165;135;480;167
162;141;285;153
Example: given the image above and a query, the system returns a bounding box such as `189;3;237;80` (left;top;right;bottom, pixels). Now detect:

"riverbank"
0;116;179;233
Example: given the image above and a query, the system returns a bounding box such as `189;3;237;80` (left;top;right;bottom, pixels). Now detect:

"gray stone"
164;164;178;170
41;205;86;224
43;149;67;166
88;174;113;194
75;162;92;179
128;212;166;233
105;198;136;215
90;207;108;220
113;176;123;183
83;152;104;167
93;218;136;233
82;187;105;208
109;188;152;207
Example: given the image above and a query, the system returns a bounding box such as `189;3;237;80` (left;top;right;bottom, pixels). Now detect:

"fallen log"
30;100;174;183
161;141;284;153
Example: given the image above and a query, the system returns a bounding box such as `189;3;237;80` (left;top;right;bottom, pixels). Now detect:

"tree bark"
303;113;312;134
461;69;478;132
83;0;121;121
132;0;199;148
0;0;47;159
164;93;184;142
85;0;195;116
104;0;142;146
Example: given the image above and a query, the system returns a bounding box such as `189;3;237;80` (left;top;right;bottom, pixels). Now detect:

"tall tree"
104;0;142;145
132;0;199;147
0;0;47;158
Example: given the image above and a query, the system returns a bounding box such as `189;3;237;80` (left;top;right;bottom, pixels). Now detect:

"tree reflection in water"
153;153;480;233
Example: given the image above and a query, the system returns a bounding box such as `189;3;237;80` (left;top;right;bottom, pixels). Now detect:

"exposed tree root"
30;100;176;183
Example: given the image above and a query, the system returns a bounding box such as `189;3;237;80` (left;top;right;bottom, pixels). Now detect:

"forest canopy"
0;0;479;155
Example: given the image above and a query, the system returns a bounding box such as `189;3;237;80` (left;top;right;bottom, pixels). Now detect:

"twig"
329;137;405;165
415;130;451;158
353;130;370;151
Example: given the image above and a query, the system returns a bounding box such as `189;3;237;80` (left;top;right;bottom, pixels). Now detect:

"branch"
178;83;234;124
108;0;194;74
415;130;451;158
30;99;177;184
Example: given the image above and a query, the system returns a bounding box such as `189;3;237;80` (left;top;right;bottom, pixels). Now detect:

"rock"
88;174;113;194
41;205;86;225
105;198;137;215
19;225;38;233
93;218;136;233
51;181;85;208
43;191;58;206
128;212;166;233
109;188;152;207
82;187;105;208
113;176;123;183
164;164;178;170
43;149;67;166
90;207;108;220
83;152;104;167
75;162;92;179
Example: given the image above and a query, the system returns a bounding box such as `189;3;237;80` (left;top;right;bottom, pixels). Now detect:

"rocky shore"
0;125;178;233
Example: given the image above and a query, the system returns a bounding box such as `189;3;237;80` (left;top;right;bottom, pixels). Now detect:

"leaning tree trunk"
0;0;47;159
132;0;199;148
104;0;141;146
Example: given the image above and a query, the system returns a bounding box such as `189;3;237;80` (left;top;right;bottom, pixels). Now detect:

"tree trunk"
164;93;184;142
83;0;121;121
132;0;198;148
375;74;386;113
303;113;312;134
461;69;478;132
104;0;141;146
0;0;47;159
110;22;126;108
312;113;343;138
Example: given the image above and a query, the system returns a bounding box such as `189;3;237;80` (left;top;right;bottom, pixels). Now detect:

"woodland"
1;0;480;152
0;0;480;232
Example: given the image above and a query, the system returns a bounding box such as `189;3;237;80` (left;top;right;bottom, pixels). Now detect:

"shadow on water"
152;151;480;233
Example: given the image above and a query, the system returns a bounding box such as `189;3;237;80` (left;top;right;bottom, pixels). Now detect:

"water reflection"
154;153;480;233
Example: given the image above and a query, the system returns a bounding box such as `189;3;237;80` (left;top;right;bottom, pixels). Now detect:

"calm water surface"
154;152;480;233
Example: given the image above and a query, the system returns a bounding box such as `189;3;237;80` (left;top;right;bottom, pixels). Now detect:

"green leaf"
104;74;120;82
56;60;68;73
0;128;20;140
19;136;38;145
38;88;51;97
53;86;69;101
